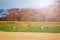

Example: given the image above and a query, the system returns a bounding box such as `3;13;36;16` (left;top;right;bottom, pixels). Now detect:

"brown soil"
0;31;60;40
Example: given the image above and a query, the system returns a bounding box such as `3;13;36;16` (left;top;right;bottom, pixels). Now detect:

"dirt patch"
0;32;60;40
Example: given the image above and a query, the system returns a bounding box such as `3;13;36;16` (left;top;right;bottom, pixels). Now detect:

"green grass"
0;21;60;32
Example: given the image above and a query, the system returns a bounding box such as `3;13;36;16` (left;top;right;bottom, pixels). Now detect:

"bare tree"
6;8;22;21
54;0;60;22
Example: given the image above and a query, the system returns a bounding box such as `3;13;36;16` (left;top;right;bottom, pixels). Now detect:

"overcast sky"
0;0;57;9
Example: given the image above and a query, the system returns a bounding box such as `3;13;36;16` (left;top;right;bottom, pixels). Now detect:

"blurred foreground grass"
0;21;60;32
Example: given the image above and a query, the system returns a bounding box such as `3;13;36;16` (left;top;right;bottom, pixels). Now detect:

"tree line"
0;5;60;22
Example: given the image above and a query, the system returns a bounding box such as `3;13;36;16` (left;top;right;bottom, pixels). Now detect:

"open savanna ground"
0;32;60;40
0;21;60;32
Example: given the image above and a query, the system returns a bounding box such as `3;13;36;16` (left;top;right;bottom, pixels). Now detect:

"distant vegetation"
0;1;60;32
0;4;60;22
0;4;60;32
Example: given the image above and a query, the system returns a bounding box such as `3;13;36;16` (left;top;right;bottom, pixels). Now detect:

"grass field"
0;21;60;32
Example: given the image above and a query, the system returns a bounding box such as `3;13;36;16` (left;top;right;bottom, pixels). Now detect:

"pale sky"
0;0;57;9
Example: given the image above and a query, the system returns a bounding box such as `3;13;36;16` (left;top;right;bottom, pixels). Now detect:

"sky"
0;0;57;9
